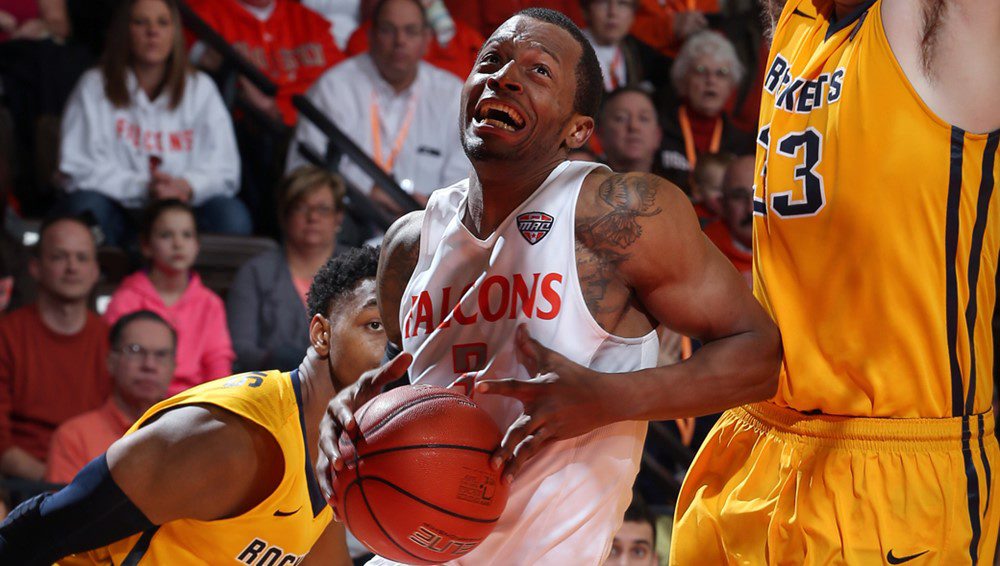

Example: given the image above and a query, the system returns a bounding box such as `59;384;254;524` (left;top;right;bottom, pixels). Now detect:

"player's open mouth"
473;100;526;132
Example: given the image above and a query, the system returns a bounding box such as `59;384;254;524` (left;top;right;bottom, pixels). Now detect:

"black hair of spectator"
370;0;429;29
307;246;380;318
623;490;657;547
515;8;603;119
109;310;178;350
598;86;658;126
139;199;196;243
34;213;98;256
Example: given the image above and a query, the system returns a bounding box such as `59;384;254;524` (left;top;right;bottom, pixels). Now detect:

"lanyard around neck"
370;89;418;173
678;105;722;168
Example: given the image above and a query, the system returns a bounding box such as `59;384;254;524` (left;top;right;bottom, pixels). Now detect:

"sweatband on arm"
0;454;154;565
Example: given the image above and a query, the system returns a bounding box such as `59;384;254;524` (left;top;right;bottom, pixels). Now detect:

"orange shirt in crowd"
45;398;132;484
630;0;720;57
0;304;111;462
345;19;486;80
187;0;345;125
443;0;585;39
703;219;751;281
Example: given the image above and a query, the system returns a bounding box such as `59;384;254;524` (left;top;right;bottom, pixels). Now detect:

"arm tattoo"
585;175;662;248
575;174;664;318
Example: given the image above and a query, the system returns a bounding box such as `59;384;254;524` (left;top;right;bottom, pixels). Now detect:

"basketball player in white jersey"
318;8;782;564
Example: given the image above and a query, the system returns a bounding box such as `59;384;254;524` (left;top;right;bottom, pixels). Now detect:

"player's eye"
480;52;500;65
534;65;551;77
368;321;383;331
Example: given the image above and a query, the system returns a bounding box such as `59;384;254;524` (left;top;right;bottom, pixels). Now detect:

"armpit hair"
920;0;947;78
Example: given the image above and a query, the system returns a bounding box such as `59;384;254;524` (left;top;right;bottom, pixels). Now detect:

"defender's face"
460;16;583;163
326;279;386;389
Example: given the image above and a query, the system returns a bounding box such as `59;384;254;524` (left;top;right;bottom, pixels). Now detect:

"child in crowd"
104;200;234;396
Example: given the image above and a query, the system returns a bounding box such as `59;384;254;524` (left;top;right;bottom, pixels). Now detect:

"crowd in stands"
0;0;766;556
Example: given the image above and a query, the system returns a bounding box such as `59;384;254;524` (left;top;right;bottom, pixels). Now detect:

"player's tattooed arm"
576;173;663;321
376;210;424;347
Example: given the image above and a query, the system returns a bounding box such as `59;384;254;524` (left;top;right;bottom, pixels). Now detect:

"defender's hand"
476;325;611;483
316;352;412;500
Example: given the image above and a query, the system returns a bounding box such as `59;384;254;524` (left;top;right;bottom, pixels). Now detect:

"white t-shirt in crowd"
59;68;240;208
582;28;627;91
301;0;359;50
286;53;470;197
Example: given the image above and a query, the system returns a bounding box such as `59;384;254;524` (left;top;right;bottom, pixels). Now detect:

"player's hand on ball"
476;324;611;483
317;352;412;499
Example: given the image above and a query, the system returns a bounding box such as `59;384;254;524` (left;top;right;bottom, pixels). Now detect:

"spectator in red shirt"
188;0;345;125
442;0;584;39
0;215;110;481
45;310;175;484
629;0;717;58
703;154;753;283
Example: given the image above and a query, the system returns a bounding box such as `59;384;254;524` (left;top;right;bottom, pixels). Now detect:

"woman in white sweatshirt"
58;0;251;247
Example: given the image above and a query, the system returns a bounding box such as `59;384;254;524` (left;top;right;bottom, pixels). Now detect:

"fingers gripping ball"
330;385;510;565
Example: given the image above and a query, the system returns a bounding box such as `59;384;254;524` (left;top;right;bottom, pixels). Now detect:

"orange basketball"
330;385;510;565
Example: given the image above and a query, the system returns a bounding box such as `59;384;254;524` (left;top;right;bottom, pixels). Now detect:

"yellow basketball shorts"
671;403;999;565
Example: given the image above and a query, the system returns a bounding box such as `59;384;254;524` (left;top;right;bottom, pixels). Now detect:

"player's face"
110;318;175;410
326;279;386;389
370;0;431;85
585;0;636;45
598;91;661;167
461;17;587;162
685;54;736;118
142;209;199;275
722;156;755;247
31;220;100;303
129;0;174;68
284;186;342;251
604;521;656;565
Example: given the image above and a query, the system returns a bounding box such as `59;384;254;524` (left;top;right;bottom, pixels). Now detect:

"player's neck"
464;158;565;238
296;349;337;450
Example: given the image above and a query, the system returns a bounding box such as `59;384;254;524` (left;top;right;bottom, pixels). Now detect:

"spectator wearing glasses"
45;310;176;484
704;154;753;283
657;31;751;192
287;0;468;215
227;166;345;372
0;215;110;481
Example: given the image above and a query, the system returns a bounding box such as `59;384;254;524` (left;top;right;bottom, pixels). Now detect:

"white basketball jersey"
390;160;658;565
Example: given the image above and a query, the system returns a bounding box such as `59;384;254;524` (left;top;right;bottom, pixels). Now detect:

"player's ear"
309;313;331;358
564;114;595;150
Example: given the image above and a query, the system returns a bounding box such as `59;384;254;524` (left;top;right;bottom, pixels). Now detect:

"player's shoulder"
578;169;691;224
382;211;425;267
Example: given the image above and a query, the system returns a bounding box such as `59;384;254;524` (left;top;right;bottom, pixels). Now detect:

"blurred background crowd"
0;0;769;562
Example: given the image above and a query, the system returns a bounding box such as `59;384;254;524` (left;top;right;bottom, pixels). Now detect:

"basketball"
330;385;510;564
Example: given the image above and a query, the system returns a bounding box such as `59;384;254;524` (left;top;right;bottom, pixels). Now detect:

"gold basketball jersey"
754;0;1000;418
60;370;333;565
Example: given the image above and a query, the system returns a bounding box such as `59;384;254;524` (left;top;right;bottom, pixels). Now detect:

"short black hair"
371;0;428;29
598;86;658;125
140;199;196;243
109;310;177;349
307;245;380;318
622;491;657;547
35;213;97;256
515;8;603;119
